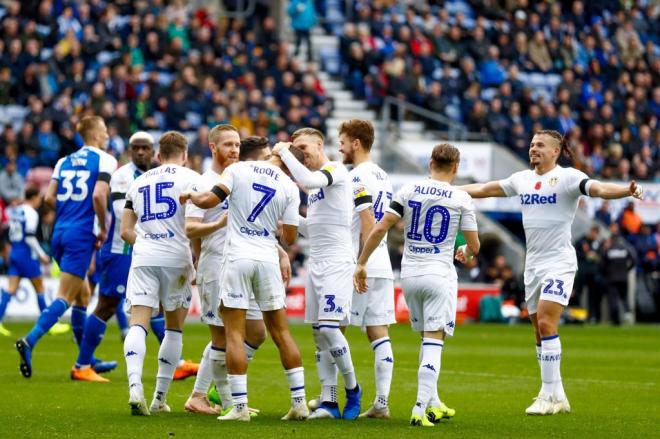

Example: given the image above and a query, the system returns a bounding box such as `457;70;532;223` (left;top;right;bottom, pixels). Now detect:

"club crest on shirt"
549;177;559;187
534;181;541;190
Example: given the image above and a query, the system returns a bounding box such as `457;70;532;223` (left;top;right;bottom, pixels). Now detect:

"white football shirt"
350;162;394;279
388;179;477;279
185;168;230;277
219;161;300;264
107;162;141;254
126;164;199;267
499;165;592;270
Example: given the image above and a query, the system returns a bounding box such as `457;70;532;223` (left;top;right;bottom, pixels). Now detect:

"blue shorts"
51;228;96;279
8;247;41;279
97;251;131;299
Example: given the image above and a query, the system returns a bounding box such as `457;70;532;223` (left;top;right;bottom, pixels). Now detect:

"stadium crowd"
336;0;660;180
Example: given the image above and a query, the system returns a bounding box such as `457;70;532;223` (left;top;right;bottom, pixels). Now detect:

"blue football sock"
115;299;129;332
0;291;12;322
71;306;87;346
76;314;107;368
36;292;47;313
150;313;165;344
26;298;69;347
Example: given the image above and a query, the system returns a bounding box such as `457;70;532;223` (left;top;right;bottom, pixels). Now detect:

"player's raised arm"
184;213;227;239
459;180;507;199
354;211;399;293
586;180;644;200
274;142;340;189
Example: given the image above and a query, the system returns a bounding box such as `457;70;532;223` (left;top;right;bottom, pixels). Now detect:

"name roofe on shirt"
250;164;280;180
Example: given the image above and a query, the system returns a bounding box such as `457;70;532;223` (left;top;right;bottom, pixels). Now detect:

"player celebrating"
272;128;363;420
337;120;396;418
460;130;643;415
120;131;199;416
0;187;51;336
354;143;480;427
16;116;117;378
183;129;268;415
182;145;308;422
70;131;154;382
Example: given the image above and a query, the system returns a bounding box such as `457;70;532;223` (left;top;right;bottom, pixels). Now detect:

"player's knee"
247;322;267;347
537;316;557;337
318;325;343;347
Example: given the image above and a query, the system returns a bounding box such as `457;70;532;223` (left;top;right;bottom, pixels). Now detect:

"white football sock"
285;367;306;405
371;336;393;409
414;338;443;417
192;341;213;395
320;323;357;390
124;325;147;388
228;374;248;409
540;335;562;398
209;346;232;408
244;341;258;363
536;344;542;370
313;327;338;404
154;329;183;404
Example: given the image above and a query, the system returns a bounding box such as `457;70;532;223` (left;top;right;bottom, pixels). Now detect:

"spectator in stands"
0;158;24;204
288;0;318;62
634;225;659;273
595;201;613;226
619;202;643;236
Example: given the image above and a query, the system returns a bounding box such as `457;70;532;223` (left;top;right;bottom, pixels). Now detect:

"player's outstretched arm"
184;215;227;239
180;184;230;209
459;181;507;199
274;143;335;189
455;231;480;264
120;208;138;245
587;180;644;200
354;212;399;293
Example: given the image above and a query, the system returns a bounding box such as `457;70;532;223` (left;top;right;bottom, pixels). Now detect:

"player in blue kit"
15;116;117;378
70;132;154;382
0;187;51;336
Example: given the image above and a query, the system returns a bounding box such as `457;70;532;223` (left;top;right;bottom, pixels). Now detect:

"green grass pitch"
0;322;658;438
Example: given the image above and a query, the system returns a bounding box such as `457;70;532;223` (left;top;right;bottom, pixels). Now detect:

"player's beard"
342;151;354;165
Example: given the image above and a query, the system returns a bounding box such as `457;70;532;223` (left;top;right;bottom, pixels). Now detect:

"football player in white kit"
272;128;363;420
181;146;309;422
120;131;199;416
183;127;269;415
461;130;643;415
354;143;480;427
337;120;396;418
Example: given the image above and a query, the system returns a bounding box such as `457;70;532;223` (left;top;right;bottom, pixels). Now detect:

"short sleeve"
282;183;301;226
459;193;478;232
320;162;347;186
217;164;238;193
24;208;39;235
565;168;593;198
387;185;408;218
351;173;372;212
498;172;520;197
124;179;137;210
110;167;131;195
185;175;208;218
51;158;65;180
98;152;118;183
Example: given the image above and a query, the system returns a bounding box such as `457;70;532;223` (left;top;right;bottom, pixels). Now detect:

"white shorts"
524;265;575;314
220;259;285;312
349;277;396;327
126;265;194;316
401;274;457;336
198;273;262;326
305;259;354;324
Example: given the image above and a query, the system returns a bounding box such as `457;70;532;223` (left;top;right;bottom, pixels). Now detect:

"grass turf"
0;322;658;438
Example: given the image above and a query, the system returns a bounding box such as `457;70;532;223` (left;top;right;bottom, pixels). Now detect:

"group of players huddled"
8;115;643;425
